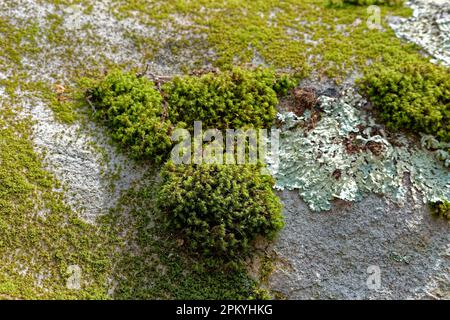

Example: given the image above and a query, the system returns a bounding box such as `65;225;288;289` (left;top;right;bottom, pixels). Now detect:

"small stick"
85;95;96;113
136;63;150;78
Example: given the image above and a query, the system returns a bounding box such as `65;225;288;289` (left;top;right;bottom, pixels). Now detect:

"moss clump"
107;178;266;300
430;201;450;220
359;61;450;142
157;162;284;261
162;67;281;130
88;71;172;163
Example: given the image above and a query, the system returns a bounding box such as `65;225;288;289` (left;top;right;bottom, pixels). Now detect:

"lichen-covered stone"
272;88;449;211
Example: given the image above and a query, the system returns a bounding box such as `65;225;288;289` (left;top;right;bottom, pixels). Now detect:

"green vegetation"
0;102;265;299
273;74;298;96
360;60;450;143
1;0;448;300
163;68;282;130
157;162;283;262
87;71;173;163
108;176;267;299
79;67;286;296
430;201;450;220
328;0;404;6
0;106;113;299
114;0;413;80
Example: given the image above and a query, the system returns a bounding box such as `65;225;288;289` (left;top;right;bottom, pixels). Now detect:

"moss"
258;254;276;284
0;1;289;300
157;162;284;262
0;0;445;300
0;16;40;71
87;70;173;163
430;201;450;220
106;174;266;300
163;67;282;130
328;0;404;6
0;105;115;299
0;103;268;299
113;0;413;80
359;59;450;143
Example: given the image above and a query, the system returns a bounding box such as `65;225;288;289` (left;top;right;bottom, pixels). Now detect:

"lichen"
273;88;449;211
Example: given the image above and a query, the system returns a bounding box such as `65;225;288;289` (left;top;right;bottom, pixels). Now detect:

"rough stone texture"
0;0;448;299
390;0;450;66
25;100;147;222
269;191;449;300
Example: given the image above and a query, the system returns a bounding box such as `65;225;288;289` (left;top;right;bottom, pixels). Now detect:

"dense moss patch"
163;67;282;130
359;60;450;143
107;176;269;299
87;71;173;163
157;162;284;262
86;67;294;146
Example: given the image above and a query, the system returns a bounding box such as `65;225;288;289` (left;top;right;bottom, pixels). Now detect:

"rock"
269;191;450;299
389;0;450;67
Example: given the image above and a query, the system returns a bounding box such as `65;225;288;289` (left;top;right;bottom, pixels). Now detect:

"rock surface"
269;191;449;299
390;0;450;66
0;0;448;299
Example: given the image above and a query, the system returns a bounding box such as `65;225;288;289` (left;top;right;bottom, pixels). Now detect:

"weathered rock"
269;191;450;299
389;0;450;66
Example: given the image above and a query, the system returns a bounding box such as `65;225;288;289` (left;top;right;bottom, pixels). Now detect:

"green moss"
430;201;450;220
0;17;40;71
0;103;269;299
157;162;284;262
1;0;443;300
328;0;404;6
87;70;173;163
163;67;282;130
113;0;413;80
0;105;114;299
359;59;450;142
107;175;265;300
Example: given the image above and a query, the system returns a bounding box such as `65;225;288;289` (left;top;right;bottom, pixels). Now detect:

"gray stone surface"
390;0;450;66
269;191;449;300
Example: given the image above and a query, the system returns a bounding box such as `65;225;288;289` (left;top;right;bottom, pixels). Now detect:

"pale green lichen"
421;135;450;168
273;88;449;211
